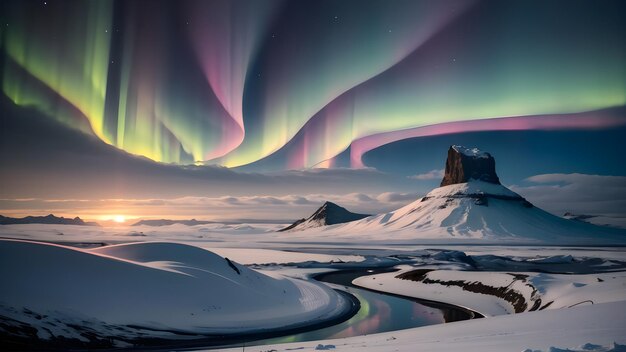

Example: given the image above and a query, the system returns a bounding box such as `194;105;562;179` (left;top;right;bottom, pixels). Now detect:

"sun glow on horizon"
112;215;126;223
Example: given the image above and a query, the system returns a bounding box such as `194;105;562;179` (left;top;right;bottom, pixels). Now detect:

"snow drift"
0;240;351;346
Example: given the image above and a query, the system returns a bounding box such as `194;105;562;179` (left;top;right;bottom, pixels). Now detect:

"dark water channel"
242;268;476;347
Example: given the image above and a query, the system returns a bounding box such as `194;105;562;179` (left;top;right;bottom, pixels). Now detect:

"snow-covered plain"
354;267;626;317
215;301;626;352
1;223;625;351
1;180;625;350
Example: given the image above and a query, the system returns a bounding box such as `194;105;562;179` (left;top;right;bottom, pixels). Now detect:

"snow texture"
0;239;350;343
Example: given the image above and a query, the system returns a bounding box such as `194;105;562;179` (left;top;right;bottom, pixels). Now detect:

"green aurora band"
2;0;625;168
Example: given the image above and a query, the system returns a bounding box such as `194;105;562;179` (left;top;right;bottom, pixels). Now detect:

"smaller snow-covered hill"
280;201;369;232
0;240;351;347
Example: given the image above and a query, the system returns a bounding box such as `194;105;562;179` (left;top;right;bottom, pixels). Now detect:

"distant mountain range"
0;214;99;226
132;219;216;226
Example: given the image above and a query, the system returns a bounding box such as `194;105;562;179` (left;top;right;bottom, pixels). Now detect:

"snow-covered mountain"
280;201;370;232
282;146;626;244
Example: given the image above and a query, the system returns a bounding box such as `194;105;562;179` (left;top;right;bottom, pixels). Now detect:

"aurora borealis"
1;0;625;222
3;0;624;169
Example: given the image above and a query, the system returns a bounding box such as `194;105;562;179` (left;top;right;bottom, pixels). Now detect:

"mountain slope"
331;181;625;243
278;146;626;244
280;202;370;232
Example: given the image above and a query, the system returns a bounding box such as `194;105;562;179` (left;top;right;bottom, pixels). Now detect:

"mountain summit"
441;145;500;186
280;202;370;232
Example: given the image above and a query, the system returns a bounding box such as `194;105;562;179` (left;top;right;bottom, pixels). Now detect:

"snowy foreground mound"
0;240;350;346
282;181;626;244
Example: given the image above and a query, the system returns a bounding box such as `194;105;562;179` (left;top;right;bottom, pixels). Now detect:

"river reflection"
251;269;464;346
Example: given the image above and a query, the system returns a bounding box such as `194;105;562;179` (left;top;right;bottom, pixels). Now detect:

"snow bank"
216;300;626;352
353;268;626;317
0;240;350;345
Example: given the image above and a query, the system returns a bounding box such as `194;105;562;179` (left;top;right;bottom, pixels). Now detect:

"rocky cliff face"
440;145;500;187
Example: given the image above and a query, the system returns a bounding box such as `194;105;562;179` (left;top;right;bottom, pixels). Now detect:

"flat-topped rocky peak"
440;145;500;187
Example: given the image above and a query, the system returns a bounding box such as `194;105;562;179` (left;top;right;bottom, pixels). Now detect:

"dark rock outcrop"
278;218;306;232
440;145;500;187
279;202;370;232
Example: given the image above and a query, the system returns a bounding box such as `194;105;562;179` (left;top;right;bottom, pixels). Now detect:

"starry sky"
0;0;625;222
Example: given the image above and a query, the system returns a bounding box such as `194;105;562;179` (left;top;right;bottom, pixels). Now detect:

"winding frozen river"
213;268;476;349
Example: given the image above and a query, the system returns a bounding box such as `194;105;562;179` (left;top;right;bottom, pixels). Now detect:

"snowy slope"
280;202;370;232
280;181;626;244
0;240;350;345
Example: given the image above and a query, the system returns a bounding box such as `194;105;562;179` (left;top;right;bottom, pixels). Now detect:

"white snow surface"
215;300;626;352
354;268;626;317
0;239;349;340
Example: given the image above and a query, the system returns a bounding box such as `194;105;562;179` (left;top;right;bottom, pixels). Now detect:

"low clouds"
510;173;626;219
0;192;421;222
408;169;445;180
376;192;422;203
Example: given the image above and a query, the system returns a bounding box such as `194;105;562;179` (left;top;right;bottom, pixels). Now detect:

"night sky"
1;0;625;221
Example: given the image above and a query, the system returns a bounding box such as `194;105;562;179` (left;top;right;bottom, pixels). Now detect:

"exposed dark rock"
224;258;240;275
397;269;540;313
440;145;500;186
474;197;488;206
277;218;306;232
